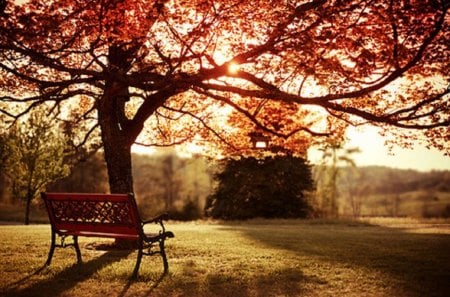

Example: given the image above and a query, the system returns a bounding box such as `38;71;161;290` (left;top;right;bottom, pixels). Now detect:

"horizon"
308;126;450;172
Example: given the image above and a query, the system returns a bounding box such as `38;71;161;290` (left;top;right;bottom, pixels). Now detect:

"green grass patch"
1;219;449;296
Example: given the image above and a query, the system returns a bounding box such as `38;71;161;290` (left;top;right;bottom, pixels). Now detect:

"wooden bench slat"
58;230;140;239
54;224;139;236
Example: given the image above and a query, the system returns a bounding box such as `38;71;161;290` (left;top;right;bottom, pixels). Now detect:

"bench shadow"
1;250;132;297
221;220;450;297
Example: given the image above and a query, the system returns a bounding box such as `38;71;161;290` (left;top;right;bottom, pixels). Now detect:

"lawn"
0;218;449;297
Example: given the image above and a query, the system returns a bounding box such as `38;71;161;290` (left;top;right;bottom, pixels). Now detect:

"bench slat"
43;193;141;236
57;230;139;239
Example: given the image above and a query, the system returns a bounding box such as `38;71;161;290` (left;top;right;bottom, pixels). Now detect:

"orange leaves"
1;0;449;157
100;0;160;44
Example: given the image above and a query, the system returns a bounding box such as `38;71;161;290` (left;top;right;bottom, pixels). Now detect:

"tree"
340;168;371;217
48;152;109;193
0;131;9;202
314;140;360;217
132;151;211;219
382;169;405;216
0;0;448;199
206;155;314;219
4;107;71;224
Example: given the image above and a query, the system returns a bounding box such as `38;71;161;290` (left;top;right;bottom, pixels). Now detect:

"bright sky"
308;126;450;172
134;125;450;172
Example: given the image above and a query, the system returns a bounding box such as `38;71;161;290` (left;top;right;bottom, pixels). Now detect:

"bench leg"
160;239;169;274
45;230;56;266
73;236;82;264
132;239;144;279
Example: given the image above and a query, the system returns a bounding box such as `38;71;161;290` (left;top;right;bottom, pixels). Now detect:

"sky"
308;126;450;172
134;125;450;172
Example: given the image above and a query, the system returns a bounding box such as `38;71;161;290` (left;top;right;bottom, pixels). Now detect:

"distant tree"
160;153;186;210
206;155;314;219
315;140;360;217
132;151;212;219
0;132;6;168
132;154;166;215
4;107;72;224
0;132;9;202
340;168;371;217
48;153;108;193
132;151;188;216
183;154;213;215
382;169;406;216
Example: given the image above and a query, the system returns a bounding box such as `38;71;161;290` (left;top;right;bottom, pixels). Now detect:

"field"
1;219;449;297
357;191;450;218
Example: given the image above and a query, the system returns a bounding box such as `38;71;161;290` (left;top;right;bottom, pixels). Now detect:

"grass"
0;218;449;297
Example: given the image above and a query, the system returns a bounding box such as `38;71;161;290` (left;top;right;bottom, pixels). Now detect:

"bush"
206;155;314;219
169;200;203;221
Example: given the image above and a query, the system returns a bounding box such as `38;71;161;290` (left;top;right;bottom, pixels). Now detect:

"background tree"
206;155;314;219
340;168;371;217
48;153;109;193
314;140;360;217
0;131;9;202
4;107;72;225
0;0;448;199
381;169;405;217
133;151;210;219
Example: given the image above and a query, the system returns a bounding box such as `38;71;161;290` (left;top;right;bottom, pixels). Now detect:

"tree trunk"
98;78;136;248
24;191;32;225
97;44;169;248
102;128;133;194
98;82;134;194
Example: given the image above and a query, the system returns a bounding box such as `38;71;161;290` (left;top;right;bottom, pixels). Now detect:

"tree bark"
98;80;134;194
99;45;138;195
97;45;172;248
98;75;136;248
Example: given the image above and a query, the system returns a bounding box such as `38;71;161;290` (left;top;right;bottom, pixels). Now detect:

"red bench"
41;192;174;278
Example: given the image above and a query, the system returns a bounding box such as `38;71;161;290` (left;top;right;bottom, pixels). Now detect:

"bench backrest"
41;193;142;236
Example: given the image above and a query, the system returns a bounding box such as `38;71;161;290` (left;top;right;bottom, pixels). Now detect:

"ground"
0;218;449;297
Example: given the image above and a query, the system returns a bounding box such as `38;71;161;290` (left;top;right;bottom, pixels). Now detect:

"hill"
314;165;450;218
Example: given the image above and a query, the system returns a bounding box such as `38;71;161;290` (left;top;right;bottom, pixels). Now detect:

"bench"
41;192;174;278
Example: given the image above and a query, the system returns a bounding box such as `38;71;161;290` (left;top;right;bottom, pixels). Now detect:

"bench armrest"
142;213;170;232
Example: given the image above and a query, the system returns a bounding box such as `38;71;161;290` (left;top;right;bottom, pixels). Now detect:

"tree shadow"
154;261;323;297
1;250;132;297
1;265;47;291
202;267;324;297
118;270;167;297
221;220;450;297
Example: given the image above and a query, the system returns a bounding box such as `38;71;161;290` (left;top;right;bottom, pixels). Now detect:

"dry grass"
1;219;449;297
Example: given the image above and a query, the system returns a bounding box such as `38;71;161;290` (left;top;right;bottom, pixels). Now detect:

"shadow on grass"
116;271;167;297
224;220;450;297
161;262;324;297
118;270;168;297
1;265;47;291
1;250;132;297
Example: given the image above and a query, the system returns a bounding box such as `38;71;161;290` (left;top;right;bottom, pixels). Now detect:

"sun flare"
228;62;240;74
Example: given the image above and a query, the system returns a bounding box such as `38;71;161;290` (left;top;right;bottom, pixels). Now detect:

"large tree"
0;0;448;196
